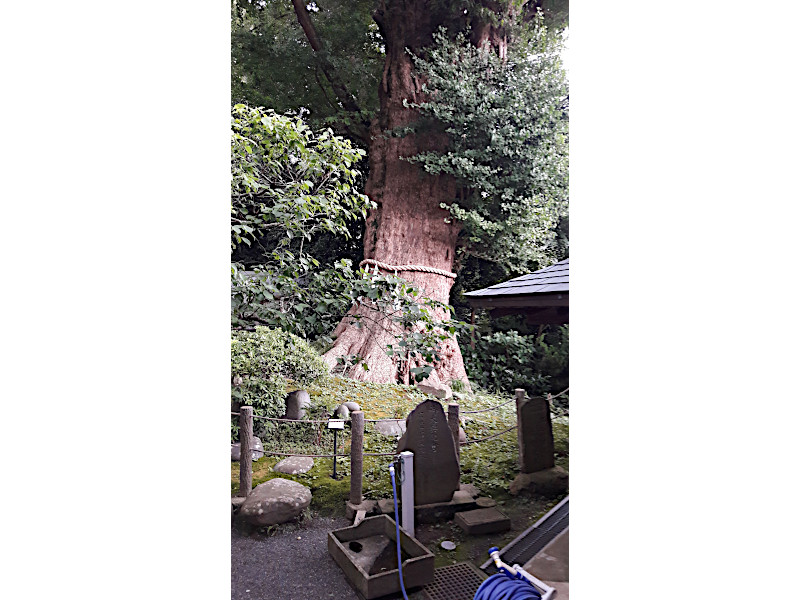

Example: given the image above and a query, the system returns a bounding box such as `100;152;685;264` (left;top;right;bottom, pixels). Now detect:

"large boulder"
239;478;312;527
284;390;311;420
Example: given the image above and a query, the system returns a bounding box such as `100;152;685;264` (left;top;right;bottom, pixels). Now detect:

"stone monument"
516;393;555;473
397;399;460;505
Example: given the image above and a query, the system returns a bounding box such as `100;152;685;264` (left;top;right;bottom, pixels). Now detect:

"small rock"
284;390;311;420
239;478;312;527
273;456;314;475
459;483;480;498
476;497;497;508
231;436;264;462
440;540;456;550
342;401;361;412
452;490;474;504
374;419;406;436
231;497;246;514
458;427;466;444
416;383;453;400
378;498;396;515
333;404;350;420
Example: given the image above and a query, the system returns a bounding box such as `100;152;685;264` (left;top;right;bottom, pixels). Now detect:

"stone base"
414;497;478;523
454;507;511;535
377;498;395;515
345;499;378;521
375;485;489;523
231;496;246;515
510;466;569;497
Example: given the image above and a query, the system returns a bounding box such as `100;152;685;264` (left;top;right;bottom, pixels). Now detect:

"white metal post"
399;450;415;538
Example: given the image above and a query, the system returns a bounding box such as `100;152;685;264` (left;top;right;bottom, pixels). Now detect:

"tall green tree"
232;1;569;389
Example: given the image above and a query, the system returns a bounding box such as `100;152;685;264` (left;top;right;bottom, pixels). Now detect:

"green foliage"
406;14;569;274
231;0;382;138
231;327;328;437
230;103;371;335
231;103;373;253
464;326;569;407
230;104;472;383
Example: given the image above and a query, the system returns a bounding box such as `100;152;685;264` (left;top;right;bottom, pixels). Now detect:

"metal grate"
481;496;569;575
422;562;487;600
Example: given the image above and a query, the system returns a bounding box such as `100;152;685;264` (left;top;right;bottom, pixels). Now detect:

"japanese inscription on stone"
397;399;460;505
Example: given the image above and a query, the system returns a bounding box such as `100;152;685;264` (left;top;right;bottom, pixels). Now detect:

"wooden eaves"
464;258;569;325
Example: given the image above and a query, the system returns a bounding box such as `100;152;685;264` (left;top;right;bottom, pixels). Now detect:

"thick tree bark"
308;1;511;388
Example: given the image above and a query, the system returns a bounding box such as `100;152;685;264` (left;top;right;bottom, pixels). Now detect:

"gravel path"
231;516;360;600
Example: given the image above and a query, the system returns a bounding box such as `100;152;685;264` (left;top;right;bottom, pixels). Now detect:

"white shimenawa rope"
359;258;457;280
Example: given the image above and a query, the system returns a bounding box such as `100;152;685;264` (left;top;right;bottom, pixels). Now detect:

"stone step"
454;507;511;535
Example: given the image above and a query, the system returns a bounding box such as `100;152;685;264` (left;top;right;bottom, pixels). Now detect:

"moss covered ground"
232;376;568;510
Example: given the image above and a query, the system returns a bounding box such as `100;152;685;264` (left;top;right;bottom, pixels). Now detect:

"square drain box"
422;562;488;600
329;515;435;599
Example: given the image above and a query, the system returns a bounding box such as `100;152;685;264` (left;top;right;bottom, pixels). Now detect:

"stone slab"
522;527;569;583
454;507;511;535
475;497;497;508
273;456;314;474
397;399;460;505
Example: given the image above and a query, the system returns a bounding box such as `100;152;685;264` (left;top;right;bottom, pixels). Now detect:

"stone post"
349;410;364;505
238;406;253;497
515;389;555;473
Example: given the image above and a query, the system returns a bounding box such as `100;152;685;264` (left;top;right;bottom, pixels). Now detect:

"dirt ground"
231;493;562;599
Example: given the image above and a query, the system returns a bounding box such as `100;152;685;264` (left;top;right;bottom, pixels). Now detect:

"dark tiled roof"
464;258;569;297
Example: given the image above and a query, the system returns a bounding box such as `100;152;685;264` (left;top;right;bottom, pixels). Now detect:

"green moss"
233;376;569;513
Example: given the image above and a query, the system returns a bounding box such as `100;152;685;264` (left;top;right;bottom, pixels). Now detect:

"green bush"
231;327;328;439
464;326;569;409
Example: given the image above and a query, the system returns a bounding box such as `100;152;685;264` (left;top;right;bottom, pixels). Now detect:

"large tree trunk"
322;1;510;389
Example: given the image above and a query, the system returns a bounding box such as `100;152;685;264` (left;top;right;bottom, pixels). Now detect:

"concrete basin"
328;515;434;599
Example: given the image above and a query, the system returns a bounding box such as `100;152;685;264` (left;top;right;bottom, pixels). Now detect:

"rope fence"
233;385;567;421
459;424;517;445
233;387;567;497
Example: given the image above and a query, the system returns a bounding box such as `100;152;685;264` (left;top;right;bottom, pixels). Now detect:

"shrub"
231;327;328;439
464;326;569;409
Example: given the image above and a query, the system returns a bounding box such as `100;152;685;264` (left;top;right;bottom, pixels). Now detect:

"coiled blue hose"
473;573;543;600
389;465;410;600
